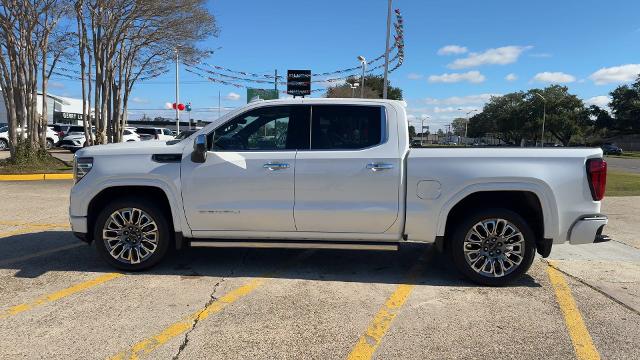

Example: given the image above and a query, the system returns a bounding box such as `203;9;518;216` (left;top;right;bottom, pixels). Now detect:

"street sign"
247;88;279;103
287;70;311;96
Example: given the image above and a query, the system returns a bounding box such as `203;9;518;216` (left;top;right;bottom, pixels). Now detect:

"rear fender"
436;181;559;240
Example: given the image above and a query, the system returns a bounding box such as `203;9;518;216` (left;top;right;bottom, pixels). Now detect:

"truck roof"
254;97;407;107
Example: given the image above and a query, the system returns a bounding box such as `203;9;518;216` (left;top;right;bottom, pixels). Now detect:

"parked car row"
0;125;60;151
0;125;183;152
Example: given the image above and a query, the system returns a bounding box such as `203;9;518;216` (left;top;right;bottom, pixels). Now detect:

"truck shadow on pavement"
0;231;541;288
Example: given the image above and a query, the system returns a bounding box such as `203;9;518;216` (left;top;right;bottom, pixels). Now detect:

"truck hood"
75;139;188;157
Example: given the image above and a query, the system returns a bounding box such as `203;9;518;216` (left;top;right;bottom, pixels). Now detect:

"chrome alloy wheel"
463;218;525;278
102;208;159;264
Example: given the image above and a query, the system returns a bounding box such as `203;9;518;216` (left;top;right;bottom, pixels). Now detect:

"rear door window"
310;105;383;150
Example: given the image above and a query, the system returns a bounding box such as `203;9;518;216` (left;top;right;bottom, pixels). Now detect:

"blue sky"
50;0;640;131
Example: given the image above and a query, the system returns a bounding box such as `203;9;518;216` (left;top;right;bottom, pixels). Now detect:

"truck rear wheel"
450;208;536;286
93;197;170;271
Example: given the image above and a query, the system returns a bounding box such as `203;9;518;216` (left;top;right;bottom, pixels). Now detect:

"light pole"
420;114;430;146
458;108;478;144
357;56;366;98
382;0;392;99
534;92;546;147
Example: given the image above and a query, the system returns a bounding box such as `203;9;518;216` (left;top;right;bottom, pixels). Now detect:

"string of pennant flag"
52;8;405;89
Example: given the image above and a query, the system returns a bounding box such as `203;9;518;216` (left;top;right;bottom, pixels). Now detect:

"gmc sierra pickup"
69;98;609;285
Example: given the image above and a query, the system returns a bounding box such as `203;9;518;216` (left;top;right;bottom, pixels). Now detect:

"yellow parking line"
0;173;73;181
109;278;266;360
0;272;123;320
0;174;44;181
547;264;601;360
109;250;314;360
347;250;431;360
44;173;74;180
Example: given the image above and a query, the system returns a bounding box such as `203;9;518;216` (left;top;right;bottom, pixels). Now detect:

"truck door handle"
367;163;394;171
263;162;290;171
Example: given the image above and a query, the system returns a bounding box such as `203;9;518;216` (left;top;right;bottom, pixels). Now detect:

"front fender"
70;176;188;234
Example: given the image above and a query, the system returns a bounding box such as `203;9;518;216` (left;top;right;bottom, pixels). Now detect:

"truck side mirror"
191;134;207;163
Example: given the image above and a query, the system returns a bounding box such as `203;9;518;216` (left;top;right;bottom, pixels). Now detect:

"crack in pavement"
172;279;224;360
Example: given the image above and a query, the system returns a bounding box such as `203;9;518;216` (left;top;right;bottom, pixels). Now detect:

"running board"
188;240;399;251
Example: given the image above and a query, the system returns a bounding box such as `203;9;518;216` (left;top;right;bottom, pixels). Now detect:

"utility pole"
534;92;546;147
175;48;180;134
274;69;278;93
218;90;221;119
382;0;392;99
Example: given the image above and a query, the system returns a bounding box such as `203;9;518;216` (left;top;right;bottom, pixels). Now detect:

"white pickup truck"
69;98;609;285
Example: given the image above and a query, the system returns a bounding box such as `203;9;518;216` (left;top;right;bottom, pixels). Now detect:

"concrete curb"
0;173;73;181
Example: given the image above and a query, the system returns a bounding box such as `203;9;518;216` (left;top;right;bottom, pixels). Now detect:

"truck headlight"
74;157;93;183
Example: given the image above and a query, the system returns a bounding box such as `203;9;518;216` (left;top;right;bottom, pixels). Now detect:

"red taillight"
587;158;607;201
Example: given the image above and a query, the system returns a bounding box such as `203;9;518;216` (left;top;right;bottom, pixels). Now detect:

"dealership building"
0;91;86;125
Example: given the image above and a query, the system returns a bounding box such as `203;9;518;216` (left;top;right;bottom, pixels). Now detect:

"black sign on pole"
287;70;311;97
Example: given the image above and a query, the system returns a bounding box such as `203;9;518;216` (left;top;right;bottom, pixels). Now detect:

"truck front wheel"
93;198;170;271
450;208;536;286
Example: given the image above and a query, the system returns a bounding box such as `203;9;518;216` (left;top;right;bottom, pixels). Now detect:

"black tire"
0;139;8;151
70;148;78;153
93;197;171;271
449;208;536;286
46;138;54;150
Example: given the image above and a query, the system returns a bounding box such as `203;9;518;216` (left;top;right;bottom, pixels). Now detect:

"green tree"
468;86;590;146
472;92;535;145
451;117;467;136
589;105;614;130
326;75;403;100
609;75;640;132
528;86;588;146
408;125;416;139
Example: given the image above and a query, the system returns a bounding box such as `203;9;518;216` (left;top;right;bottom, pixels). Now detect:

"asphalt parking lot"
1;181;639;359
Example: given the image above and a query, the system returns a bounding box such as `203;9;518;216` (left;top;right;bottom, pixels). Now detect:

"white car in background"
136;127;176;141
0;125;59;150
61;128;140;153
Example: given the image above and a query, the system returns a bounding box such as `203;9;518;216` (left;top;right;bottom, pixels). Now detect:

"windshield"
0;126;7;133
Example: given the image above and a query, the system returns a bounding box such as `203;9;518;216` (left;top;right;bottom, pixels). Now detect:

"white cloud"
589;64;640;85
505;73;517;82
131;97;149;104
437;45;468;56
428;71;486;84
532;72;576;83
423;93;499;106
407;73;424;80
224;92;241;101
585;95;611;108
448;46;532;69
